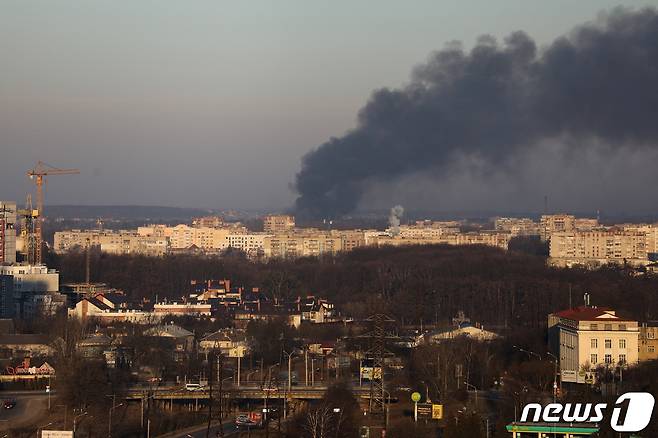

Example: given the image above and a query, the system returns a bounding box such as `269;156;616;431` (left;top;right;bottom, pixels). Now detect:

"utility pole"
305;349;309;386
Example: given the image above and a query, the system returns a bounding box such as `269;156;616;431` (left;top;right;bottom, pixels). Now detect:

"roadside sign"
432;404;443;419
42;432;73;438
411;392;421;403
416;403;433;419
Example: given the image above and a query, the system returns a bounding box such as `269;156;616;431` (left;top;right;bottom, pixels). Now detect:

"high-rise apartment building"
263;215;295;233
0;201;17;265
540;214;576;241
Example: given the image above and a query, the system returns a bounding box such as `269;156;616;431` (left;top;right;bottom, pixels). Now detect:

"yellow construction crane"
27;161;80;264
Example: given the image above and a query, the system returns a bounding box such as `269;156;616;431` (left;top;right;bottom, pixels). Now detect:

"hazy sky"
1;1;655;211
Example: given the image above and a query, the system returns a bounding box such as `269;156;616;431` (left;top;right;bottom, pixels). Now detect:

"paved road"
161;421;241;438
0;391;49;431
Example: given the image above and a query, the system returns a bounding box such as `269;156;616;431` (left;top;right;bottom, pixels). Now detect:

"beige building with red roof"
548;306;639;384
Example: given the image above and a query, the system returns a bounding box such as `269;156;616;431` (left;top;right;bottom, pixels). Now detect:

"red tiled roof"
553;306;633;322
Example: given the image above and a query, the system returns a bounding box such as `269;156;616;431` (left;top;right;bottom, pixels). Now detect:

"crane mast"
26;161;80;264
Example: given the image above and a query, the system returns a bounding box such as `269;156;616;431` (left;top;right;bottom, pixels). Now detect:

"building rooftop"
144;323;194;338
553;305;634;322
0;334;50;345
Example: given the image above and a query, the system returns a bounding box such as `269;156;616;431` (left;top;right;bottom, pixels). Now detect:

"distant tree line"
48;242;658;327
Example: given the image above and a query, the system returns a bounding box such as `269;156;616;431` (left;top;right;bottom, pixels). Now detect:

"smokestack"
294;8;658;218
388;205;404;236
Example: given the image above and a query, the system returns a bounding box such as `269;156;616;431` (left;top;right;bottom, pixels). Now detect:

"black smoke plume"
293;8;658;218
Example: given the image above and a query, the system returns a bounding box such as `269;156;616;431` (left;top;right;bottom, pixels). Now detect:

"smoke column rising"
293;7;658;218
388;205;405;235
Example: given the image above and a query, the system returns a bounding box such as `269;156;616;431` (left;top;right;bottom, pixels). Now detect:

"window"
619;354;626;365
619;324;627;331
649;345;656;353
590;324;598;331
591;354;598;364
604;324;612;331
619;339;626;349
605;354;613;364
605;339;612;349
591;339;598;348
648;332;656;339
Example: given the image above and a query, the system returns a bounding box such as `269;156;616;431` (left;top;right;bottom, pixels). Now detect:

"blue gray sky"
1;1;656;212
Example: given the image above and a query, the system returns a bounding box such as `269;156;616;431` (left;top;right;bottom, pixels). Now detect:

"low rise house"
199;329;249;357
0;334;54;359
427;322;500;342
153;301;212;317
300;297;336;324
144;323;195;360
234;306;302;329
77;332;113;360
68;295;160;324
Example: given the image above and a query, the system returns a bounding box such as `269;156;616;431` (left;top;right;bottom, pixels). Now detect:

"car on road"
3;399;16;409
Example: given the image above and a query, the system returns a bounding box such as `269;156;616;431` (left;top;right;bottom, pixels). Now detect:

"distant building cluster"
495;214;658;268
53;214;515;259
68;277;340;328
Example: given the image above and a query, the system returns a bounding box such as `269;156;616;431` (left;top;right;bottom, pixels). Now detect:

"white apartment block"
548;306;639;384
54;230;169;256
623;224;658;257
0;265;59;293
549;230;648;267
374;231;511;250
263;234;342;258
396;224;459;239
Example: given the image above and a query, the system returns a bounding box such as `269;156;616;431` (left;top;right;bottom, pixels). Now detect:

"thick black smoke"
294;8;658;218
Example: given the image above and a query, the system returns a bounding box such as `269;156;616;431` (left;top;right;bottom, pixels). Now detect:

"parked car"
3;399;16;409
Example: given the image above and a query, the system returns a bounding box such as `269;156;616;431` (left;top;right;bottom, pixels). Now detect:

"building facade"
639;322;658;361
549;230;648;267
548;306;639;384
263;215;295;233
54;229;169;256
0;201;17;265
540;214;576;241
0;275;14;318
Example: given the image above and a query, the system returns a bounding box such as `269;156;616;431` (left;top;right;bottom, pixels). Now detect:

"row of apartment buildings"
496;215;658;267
53;222;513;258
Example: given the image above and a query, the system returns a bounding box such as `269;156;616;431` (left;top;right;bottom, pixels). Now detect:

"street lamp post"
513;345;542;361
108;402;124;437
464;382;478;408
73;411;88;436
546;352;559;402
37;422;53;438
